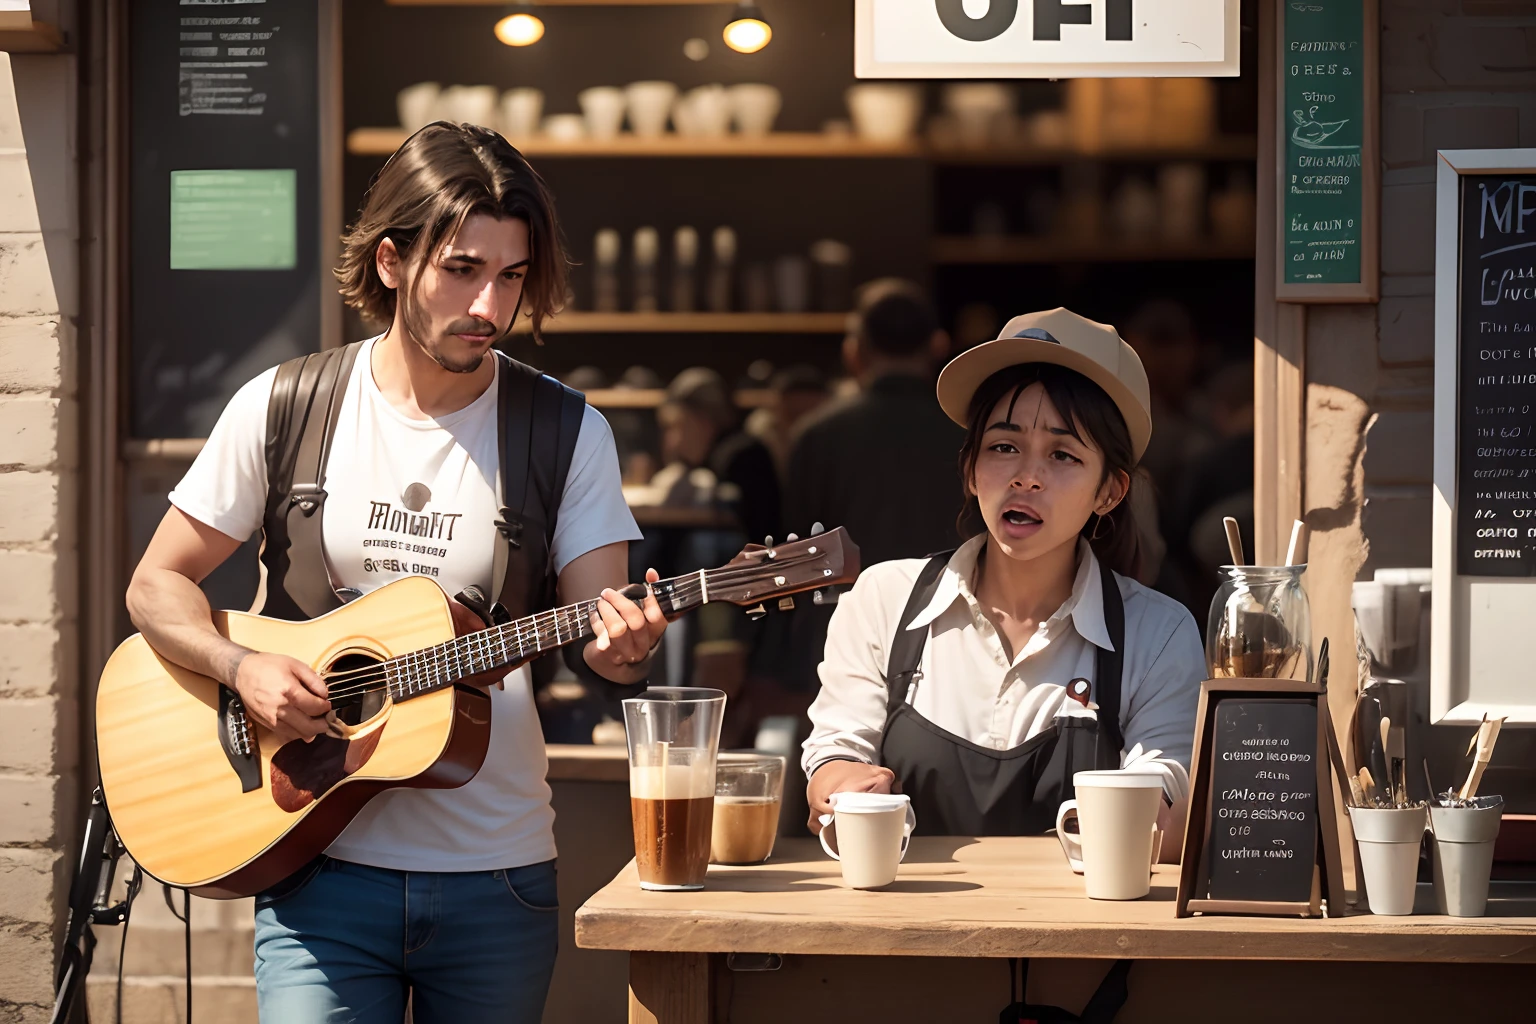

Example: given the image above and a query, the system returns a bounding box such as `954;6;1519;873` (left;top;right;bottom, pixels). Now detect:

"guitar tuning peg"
745;603;768;620
763;535;774;547
786;533;799;542
813;588;839;606
810;522;825;536
777;597;796;612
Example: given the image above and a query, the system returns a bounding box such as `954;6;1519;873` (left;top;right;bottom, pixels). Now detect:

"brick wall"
0;44;81;1024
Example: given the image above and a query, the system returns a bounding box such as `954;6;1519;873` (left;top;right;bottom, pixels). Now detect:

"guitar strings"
324;557;816;698
321;565;780;702
319;558;830;702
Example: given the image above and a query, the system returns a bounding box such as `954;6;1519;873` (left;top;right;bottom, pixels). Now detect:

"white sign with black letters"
855;0;1240;78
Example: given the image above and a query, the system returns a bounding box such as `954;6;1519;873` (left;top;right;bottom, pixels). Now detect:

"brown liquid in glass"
631;796;714;887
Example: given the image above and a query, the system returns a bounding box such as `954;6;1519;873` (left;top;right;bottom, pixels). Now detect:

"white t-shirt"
170;336;641;871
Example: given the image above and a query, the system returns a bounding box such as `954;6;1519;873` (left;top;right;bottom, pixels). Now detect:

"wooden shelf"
585;388;771;410
932;235;1257;265
348;128;920;159
515;312;847;334
929;136;1258;166
0;20;64;53
389;0;721;5
347;127;1257;164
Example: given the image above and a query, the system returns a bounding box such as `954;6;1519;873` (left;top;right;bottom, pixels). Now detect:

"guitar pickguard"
269;723;387;813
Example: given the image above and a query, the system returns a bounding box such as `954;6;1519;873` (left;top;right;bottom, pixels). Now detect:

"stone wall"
0;37;81;1024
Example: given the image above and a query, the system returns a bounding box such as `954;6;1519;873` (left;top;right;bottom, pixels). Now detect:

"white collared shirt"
801;536;1205;790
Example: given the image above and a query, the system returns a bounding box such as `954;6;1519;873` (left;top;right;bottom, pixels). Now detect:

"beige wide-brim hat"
935;307;1153;462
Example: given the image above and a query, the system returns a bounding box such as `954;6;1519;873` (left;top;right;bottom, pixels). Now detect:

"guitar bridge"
218;688;262;793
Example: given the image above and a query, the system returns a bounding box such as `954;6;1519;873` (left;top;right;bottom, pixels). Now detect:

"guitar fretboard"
382;597;609;700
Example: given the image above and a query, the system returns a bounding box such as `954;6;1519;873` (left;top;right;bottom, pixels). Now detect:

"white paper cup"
817;792;915;890
1349;805;1426;916
1054;771;1164;900
1429;798;1503;918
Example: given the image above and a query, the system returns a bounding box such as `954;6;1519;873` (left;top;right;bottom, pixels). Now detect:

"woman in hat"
801;309;1203;844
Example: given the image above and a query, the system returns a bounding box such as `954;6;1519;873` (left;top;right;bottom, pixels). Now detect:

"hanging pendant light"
495;3;545;48
723;1;772;54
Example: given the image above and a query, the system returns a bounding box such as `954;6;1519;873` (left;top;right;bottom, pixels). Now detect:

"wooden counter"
577;836;1536;1023
546;742;628;782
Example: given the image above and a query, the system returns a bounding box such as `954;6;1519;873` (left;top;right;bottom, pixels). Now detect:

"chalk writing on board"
178;3;282;117
1282;1;1365;285
1456;175;1536;575
1207;700;1318;903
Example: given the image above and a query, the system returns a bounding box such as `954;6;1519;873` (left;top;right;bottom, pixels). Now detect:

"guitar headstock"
707;527;860;607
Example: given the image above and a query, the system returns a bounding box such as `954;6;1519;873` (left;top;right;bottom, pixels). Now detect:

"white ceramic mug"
1053;771;1164;900
817;792;915;890
578;87;627;140
624;81;678;138
499;87;544;137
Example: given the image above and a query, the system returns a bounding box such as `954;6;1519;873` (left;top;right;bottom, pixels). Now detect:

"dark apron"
878;554;1126;836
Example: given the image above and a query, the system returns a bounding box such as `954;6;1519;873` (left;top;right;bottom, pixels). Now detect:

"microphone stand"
52;786;141;1024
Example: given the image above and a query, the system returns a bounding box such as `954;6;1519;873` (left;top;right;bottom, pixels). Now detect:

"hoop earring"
1090;511;1114;542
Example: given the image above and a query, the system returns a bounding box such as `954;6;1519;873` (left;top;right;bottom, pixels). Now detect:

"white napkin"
1120;742;1190;803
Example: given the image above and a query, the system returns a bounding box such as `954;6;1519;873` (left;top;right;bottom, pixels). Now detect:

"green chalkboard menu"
1454;173;1536;576
1278;0;1377;301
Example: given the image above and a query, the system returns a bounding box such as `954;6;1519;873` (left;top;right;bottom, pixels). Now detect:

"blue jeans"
253;857;559;1023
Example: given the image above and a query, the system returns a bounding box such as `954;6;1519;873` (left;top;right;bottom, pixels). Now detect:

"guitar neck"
376;571;708;702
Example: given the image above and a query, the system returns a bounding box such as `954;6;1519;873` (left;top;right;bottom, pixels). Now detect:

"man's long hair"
335;121;569;342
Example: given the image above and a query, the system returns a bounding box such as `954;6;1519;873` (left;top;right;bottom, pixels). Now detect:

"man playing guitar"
126;122;665;1022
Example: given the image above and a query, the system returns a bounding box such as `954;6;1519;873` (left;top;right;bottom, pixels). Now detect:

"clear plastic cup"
622;688;726;891
710;752;786;865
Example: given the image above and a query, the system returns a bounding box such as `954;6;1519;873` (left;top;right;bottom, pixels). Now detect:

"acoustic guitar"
96;529;858;898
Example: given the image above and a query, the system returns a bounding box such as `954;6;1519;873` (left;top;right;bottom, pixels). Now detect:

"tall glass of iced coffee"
622;687;726;891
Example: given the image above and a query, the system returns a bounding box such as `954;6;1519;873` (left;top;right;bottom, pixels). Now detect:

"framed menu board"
1432;148;1536;726
127;0;340;440
1275;0;1379;303
1176;679;1345;918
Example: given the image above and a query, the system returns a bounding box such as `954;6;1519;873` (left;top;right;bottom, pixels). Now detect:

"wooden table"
576;837;1536;1024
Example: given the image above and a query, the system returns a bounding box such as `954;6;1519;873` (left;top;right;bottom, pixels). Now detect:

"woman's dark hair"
335;121;569;342
957;363;1141;579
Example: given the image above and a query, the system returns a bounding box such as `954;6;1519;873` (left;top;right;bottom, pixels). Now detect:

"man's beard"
401;301;495;374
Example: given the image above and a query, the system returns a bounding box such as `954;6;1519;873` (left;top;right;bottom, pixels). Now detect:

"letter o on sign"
936;0;1018;42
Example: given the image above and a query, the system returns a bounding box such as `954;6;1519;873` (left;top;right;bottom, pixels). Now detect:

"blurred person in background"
657;366;781;546
1170;360;1255;620
745;364;831;480
1122;300;1213;530
784;279;962;568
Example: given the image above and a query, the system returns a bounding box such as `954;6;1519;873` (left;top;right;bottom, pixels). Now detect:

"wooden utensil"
1284;519;1308;567
1223;516;1245;565
1459;713;1506;801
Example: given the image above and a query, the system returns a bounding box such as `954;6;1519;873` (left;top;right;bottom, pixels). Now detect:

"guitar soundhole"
325;652;388;723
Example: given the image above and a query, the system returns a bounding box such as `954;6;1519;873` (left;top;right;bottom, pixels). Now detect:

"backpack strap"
490;350;586;619
884;553;953;713
258;342;362;621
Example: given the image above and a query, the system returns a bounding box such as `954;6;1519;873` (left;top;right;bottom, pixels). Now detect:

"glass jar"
1205;566;1312;682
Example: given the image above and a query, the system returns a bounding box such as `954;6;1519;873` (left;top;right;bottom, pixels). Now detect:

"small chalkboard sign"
1176;679;1345;918
1206;699;1318;902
